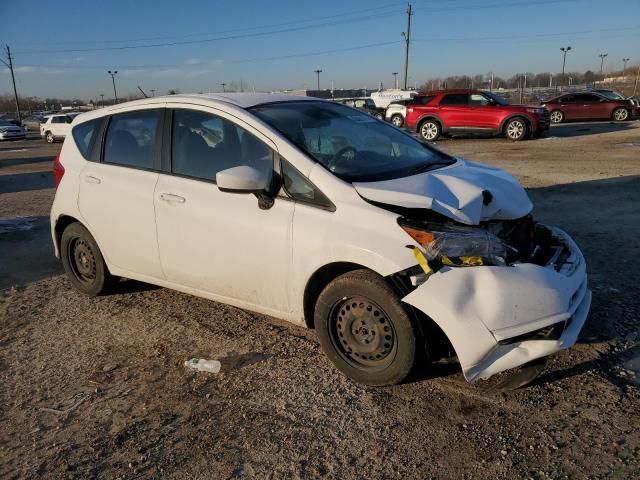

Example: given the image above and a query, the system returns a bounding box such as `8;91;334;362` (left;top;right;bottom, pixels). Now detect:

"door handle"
84;175;101;184
160;193;186;204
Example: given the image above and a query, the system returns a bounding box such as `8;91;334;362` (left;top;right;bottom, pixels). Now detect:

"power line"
14;11;403;54
11;2;405;47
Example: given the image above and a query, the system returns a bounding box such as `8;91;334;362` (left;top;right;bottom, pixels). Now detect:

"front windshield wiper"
409;160;453;175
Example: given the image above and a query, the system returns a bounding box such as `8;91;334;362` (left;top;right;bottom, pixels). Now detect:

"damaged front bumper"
402;226;591;382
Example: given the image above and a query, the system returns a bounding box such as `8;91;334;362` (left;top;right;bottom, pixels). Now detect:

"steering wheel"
328;146;357;172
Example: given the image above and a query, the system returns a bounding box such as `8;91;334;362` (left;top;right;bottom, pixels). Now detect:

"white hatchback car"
50;94;591;386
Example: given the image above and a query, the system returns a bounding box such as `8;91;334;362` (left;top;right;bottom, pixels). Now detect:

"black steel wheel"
315;269;418;386
61;222;115;295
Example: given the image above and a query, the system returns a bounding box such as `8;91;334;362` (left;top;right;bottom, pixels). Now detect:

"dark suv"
404;89;549;141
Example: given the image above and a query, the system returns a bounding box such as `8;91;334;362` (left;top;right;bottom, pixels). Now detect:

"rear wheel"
391;114;404;127
61;223;115;296
549;110;563;124
315;269;418;386
612;107;629;121
504;117;529;141
45;131;55;143
419;119;441;141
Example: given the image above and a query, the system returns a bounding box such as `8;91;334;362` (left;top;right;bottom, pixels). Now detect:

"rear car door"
78;106;165;279
575;93;609;119
558;95;578;120
437;93;470;128
153;106;294;313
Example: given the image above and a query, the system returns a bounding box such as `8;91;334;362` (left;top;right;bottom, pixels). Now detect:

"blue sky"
1;0;639;99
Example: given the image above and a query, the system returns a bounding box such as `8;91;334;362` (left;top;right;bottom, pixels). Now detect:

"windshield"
597;90;625;100
250;101;453;182
483;91;510;105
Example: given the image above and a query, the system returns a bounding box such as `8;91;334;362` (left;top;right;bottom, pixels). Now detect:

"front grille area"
483;215;558;265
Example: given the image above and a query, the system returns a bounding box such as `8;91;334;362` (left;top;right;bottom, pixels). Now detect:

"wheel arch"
54;214;81;257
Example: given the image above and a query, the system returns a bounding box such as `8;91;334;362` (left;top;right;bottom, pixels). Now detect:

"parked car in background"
22;115;45;131
385;99;411;127
334;97;386;120
405;89;549;141
0;115;22;127
0;119;27;141
542;92;634;123
40;114;73;143
50;93;591;386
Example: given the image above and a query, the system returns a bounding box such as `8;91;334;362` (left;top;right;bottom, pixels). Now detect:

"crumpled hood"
353;159;533;225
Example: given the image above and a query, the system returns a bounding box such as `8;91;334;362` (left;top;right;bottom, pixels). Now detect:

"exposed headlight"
400;222;515;267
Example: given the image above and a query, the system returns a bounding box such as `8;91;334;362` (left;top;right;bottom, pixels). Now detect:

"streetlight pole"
560;46;571;87
99;94;104;107
314;69;322;90
622;58;630;79
392;72;399;89
220;83;226;92
150;89;156;97
599;53;608;78
107;70;119;104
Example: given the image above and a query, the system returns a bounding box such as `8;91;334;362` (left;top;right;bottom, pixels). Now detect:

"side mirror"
216;165;269;194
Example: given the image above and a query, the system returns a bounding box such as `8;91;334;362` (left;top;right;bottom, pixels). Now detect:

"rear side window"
72;119;101;159
103;110;160;169
440;94;468;105
414;95;435;106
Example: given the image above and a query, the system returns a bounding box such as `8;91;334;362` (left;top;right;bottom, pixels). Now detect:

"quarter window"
281;159;334;210
171;109;273;182
439;94;468;106
103;110;160;169
72;119;101;159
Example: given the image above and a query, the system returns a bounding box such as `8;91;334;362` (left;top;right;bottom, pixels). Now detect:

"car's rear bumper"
402;226;591;382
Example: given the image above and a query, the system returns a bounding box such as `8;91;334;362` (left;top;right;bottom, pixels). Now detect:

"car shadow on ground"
547;120;637;138
0;171;54;194
0;155;54;170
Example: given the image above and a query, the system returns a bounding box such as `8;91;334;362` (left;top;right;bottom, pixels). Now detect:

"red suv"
404;89;549;141
542;91;634;123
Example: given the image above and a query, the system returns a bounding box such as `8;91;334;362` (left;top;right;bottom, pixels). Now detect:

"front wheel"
612;107;629;121
419;120;441;141
61;222;115;296
45;131;55;143
504;117;529;141
391;114;404;127
315;269;418;386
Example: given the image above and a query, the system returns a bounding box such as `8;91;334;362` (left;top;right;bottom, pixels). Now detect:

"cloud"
3;66;65;74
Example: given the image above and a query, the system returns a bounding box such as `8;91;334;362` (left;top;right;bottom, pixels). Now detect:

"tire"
549;110;564;124
612;107;629;121
391;114;404;128
419;119;441;141
314;269;418;386
504;117;529;141
61;222;115;296
45;131;55;143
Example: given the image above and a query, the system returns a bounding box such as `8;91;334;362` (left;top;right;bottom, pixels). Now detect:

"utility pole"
220;82;226;92
634;64;640;96
622;58;630;78
108;70;119;104
560;46;571;87
137;86;148;98
489;72;494;92
99;93;104;107
1;45;22;122
598;53;608;78
401;2;413;90
314;69;322;90
392;72;399;89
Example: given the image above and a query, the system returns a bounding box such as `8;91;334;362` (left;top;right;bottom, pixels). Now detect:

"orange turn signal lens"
401;226;435;246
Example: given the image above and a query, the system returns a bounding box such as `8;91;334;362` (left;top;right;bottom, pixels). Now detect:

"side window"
103;110;160;169
439;94;468;106
52;116;63;124
576;94;598;103
469;93;490;106
171;109;273;182
72;118;101;159
280;160;334;210
561;95;574;103
415;95;435;105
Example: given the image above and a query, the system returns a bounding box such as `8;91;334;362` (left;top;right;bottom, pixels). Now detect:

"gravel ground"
1;122;639;479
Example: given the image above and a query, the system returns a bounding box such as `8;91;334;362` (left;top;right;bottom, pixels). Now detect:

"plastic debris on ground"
184;358;222;373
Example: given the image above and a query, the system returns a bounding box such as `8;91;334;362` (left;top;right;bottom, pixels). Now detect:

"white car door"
153;106;294;313
78;106;165;279
51;116;71;137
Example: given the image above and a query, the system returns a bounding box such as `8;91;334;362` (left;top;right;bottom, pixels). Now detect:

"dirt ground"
1;122;639;479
